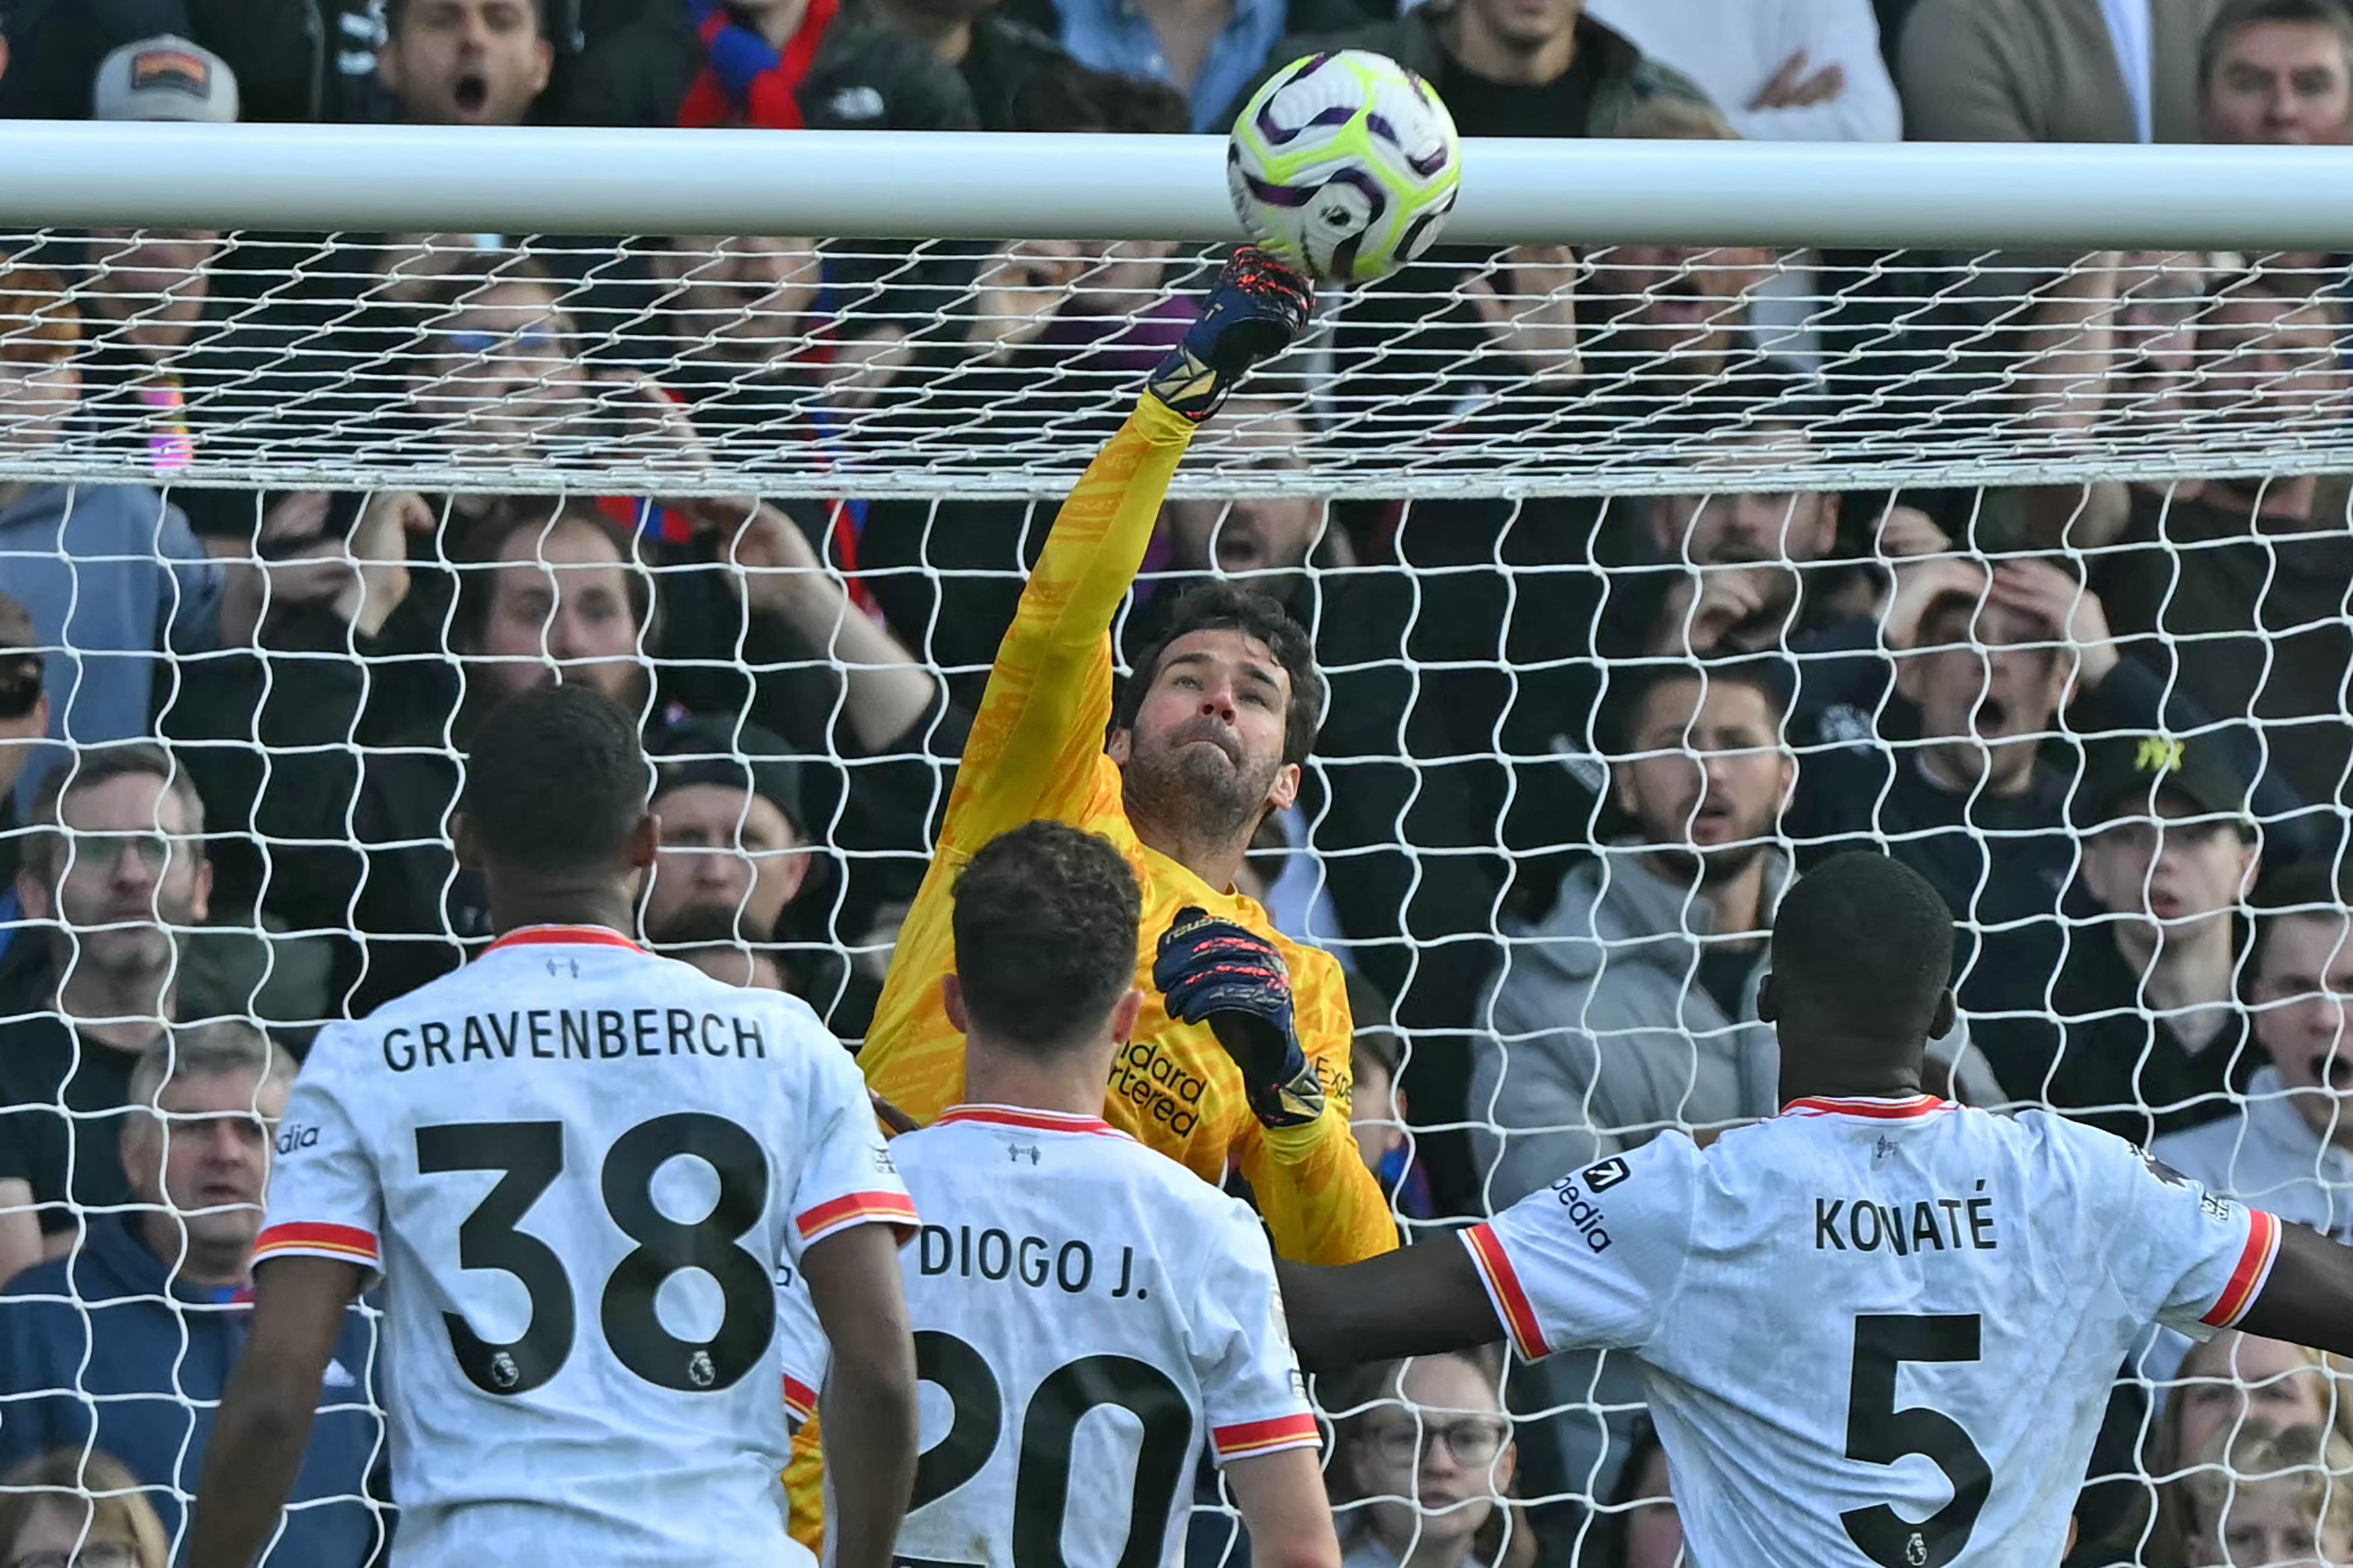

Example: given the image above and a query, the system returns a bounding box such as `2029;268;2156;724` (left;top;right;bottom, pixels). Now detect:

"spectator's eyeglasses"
1361;1415;1509;1469
60;832;196;874
0;655;44;720
8;1544;143;1568
444;326;557;358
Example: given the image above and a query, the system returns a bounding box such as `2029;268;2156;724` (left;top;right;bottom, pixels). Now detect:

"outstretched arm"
1275;1243;1504;1373
186;1257;365;1568
2235;1222;2353;1358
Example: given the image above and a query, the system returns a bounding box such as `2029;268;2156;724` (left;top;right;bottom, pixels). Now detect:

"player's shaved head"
465;684;650;874
951;822;1142;1054
1763;852;1957;1070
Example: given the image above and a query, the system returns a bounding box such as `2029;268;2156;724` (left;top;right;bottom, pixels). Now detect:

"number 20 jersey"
255;925;916;1567
1462;1095;2282;1568
886;1105;1320;1568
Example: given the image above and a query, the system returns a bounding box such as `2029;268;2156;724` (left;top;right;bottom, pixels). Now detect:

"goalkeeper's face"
1109;630;1300;845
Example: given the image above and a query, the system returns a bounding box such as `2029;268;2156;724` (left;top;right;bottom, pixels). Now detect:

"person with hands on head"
1276;850;2353;1568
861;248;1396;1264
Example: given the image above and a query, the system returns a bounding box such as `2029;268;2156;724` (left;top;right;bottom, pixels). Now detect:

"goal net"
3;149;2350;1567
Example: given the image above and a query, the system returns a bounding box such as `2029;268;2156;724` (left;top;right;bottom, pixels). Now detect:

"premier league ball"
1226;50;1462;284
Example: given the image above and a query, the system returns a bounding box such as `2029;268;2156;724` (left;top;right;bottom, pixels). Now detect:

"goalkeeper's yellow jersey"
786;398;1396;1552
860;393;1398;1268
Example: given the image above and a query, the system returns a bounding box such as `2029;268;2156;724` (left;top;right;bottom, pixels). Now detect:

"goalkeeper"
863;248;1396;1267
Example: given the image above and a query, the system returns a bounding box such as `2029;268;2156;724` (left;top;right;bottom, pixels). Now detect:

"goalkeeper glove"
1153;906;1326;1130
1147;247;1316;423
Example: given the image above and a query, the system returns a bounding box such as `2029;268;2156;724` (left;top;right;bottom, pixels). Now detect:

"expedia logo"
274;1124;319;1157
1581;1157;1630;1193
1109;1039;1206;1136
1548;1171;1613;1253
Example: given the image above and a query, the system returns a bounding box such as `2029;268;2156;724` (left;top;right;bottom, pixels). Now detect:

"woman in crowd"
1325;1348;1531;1568
2145;1332;2353;1564
0;1450;168;1568
2169;1422;2353;1567
1585;1417;1683;1568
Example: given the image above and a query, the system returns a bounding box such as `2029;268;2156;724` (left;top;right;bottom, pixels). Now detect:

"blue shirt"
1046;0;1290;130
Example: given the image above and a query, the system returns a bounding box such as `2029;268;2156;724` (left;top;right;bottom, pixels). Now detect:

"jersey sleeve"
254;1029;385;1283
1242;947;1400;1266
1191;1198;1320;1465
1458;1135;1702;1360
788;1026;918;1257
775;1263;829;1430
2092;1130;2283;1339
936;397;1196;853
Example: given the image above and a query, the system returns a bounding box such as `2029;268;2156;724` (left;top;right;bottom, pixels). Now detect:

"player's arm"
1275;1244;1503;1372
939;249;1315;850
2234;1222;2353;1357
186;1257;366;1568
1224;1448;1343;1568
801;1221;920;1568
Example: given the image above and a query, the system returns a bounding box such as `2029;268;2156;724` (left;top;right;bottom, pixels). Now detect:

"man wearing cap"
2039;732;2264;1145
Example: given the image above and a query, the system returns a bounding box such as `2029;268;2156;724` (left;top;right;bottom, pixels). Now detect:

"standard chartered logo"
1108;1039;1207;1134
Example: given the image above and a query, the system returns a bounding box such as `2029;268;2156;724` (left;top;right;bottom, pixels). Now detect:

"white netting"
3;215;2350;1568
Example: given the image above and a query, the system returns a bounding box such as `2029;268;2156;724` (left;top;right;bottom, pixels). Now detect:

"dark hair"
1586;1416;1671;1568
25;742;207;887
2200;0;2353;93
951;822;1142;1052
1114;582;1324;769
464;684;648;873
2251;860;2353;977
1603;655;1792;759
448;502;654;659
1012;58;1191;132
1770;852;1955;1046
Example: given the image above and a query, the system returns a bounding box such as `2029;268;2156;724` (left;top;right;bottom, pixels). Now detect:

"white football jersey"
256;925;915;1567
1463;1094;2282;1568
886;1104;1318;1568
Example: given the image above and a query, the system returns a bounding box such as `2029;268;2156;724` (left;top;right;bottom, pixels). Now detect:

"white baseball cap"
92;36;239;123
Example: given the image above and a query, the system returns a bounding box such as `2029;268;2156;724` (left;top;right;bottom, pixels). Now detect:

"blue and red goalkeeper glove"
1153;906;1326;1130
1147;247;1315;423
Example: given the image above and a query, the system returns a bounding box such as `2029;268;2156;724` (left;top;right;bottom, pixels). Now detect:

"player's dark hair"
1769;852;1955;1049
951;822;1142;1053
465;684;648;873
1115;582;1324;768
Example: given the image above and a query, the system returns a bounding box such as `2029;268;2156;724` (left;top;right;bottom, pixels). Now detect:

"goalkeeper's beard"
1121;733;1281;859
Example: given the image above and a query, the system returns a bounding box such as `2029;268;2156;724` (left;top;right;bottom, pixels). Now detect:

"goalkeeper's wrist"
1254;1100;1345;1159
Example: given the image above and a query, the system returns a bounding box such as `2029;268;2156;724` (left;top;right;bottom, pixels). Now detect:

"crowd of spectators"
5;0;2353;1563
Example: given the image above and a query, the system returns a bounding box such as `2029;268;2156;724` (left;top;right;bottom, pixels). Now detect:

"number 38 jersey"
1464;1095;2282;1568
255;926;916;1567
883;1104;1319;1568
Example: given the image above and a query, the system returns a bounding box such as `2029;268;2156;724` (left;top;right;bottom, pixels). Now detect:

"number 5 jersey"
254;923;918;1567
882;1103;1322;1568
1461;1094;2282;1568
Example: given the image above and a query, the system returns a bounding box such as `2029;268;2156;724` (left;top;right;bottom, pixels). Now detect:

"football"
1226;50;1462;284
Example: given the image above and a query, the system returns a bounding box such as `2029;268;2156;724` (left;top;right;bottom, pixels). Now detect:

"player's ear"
451;812;481;872
1109;987;1144;1046
1929;987;1957;1042
941;973;969;1034
1755;971;1778;1023
1105;728;1133;765
1267;761;1300;814
624;811;660;874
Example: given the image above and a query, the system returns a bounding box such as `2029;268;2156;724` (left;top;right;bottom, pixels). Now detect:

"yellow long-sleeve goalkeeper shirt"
862;393;1398;1269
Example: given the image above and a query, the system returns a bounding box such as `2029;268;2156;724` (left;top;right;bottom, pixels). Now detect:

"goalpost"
3;124;2350;1564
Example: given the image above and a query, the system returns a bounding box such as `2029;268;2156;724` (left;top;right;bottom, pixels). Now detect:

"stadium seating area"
4;0;2353;1564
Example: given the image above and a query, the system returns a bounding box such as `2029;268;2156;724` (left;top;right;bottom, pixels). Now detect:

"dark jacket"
561;1;977;128
0;1216;385;1566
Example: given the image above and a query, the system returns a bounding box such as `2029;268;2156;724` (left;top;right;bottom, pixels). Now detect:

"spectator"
1474;661;1796;1194
0;1028;383;1567
2174;1421;2353;1567
2029;733;2264;1143
649;904;791;990
863;0;1121;130
1898;0;2225;143
1326;1347;1529;1568
1582;0;1901;141
1343;973;1437;1224
2021;265;2352;840
0;12;229;120
380;0;555;124
0;1450;169;1568
1785;556;2205;1052
0;260;227;804
1008;0;1361;131
2198;0;2353;144
2153;861;2353;1243
2155;1331;2353;1486
565;0;978;130
1585;1417;1683;1568
0;745;210;1266
0;593;56;950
